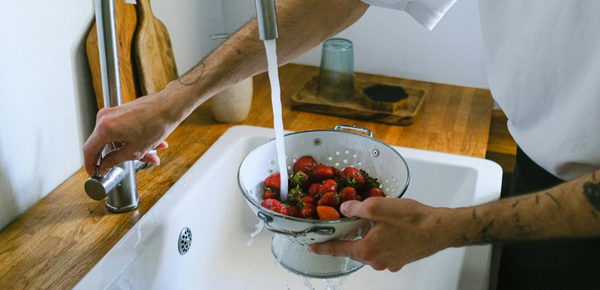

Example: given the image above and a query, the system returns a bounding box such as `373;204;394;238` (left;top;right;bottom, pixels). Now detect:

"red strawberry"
339;187;358;203
293;156;317;174
290;171;310;189
262;189;276;200
318;192;339;207
301;203;317;218
340;167;365;187
308;183;321;196
319;179;338;194
317;206;340;220
300;195;317;205
288;205;301;218
261;198;288;215
264;172;281;190
331;166;342;178
363;188;386;199
312;164;334;181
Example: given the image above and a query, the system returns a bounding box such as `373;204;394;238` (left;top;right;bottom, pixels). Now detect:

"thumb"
340;200;370;219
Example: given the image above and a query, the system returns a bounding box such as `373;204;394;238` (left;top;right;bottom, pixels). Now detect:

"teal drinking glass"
317;38;355;103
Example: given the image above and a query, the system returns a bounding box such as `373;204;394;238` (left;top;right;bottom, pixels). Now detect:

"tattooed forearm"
583;182;600;212
545;192;562;208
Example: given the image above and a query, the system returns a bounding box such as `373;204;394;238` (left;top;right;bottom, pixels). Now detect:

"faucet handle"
85;166;127;200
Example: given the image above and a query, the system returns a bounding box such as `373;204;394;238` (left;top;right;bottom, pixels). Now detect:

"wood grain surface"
86;0;138;109
291;76;426;126
133;0;178;95
0;64;493;289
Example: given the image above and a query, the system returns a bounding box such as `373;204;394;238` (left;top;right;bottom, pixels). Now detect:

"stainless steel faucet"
254;0;278;40
84;0;153;213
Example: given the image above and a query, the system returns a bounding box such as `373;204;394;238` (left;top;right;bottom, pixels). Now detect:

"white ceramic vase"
210;77;253;123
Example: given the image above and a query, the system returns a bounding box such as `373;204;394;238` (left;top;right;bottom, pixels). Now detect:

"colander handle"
257;211;335;237
333;125;373;138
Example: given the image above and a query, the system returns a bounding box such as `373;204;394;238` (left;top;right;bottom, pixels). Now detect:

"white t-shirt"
362;0;600;181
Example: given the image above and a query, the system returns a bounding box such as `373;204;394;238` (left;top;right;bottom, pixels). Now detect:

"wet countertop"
0;64;494;289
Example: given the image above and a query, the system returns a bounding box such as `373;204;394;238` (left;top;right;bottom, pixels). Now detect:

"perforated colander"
238;125;410;246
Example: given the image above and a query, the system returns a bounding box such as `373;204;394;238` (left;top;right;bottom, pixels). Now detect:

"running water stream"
263;39;289;199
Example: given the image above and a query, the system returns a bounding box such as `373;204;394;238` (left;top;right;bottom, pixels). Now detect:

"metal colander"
238;125;410;245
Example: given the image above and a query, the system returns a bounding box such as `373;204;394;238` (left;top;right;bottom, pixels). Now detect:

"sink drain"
178;227;192;255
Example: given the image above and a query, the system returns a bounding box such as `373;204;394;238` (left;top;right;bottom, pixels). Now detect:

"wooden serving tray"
290;76;426;126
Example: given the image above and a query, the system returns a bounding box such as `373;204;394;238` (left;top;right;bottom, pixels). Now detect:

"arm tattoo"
545;192;562;208
583;182;600;212
179;61;206;86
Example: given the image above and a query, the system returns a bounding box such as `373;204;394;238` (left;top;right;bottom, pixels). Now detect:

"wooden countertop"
0;64;493;289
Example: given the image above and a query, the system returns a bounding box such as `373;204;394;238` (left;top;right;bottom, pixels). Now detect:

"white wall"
294;0;488;89
0;0;225;231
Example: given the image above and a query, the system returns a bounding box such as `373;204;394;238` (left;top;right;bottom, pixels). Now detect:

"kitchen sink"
73;125;502;290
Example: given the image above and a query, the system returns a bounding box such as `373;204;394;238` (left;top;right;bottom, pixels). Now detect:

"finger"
154;141;168;150
98;147;137;175
83;132;109;177
308;240;361;261
140;152;160;165
340;199;380;220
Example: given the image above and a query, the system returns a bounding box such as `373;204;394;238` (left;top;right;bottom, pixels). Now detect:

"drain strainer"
178;227;192;255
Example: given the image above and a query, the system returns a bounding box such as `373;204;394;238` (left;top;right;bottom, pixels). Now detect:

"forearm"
166;0;369;121
449;169;600;246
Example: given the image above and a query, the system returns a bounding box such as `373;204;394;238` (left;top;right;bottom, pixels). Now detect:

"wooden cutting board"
86;0;138;109
133;0;178;95
291;76;426;126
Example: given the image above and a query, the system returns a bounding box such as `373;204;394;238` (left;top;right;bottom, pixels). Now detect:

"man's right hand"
83;87;181;177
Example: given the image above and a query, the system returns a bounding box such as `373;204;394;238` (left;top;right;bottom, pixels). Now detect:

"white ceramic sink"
74;125;502;290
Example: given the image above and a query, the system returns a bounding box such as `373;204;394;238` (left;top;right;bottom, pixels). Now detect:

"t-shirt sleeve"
360;0;457;30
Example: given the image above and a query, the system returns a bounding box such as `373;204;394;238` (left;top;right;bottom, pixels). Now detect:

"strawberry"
293;156;317;174
318;192;339;207
300;195;317;205
361;169;381;190
317;206;341;220
290;171;310;189
262;188;277;200
340;167;365;188
331;166;342;178
261;198;288;215
363;188;386;199
264;172;281;190
312;164;334;181
288;205;301;218
319;179;338;194
339;187;358;203
301;203;317;218
308;183;321;196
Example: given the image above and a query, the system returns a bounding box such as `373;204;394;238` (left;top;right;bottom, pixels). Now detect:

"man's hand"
83;87;181;177
308;198;460;272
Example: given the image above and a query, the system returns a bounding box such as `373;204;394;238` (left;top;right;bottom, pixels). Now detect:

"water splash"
302;278;316;290
323;277;348;290
246;220;265;247
263;39;289;199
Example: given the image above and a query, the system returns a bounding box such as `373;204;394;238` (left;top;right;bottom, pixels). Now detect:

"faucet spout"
254;0;278;40
85;0;150;213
